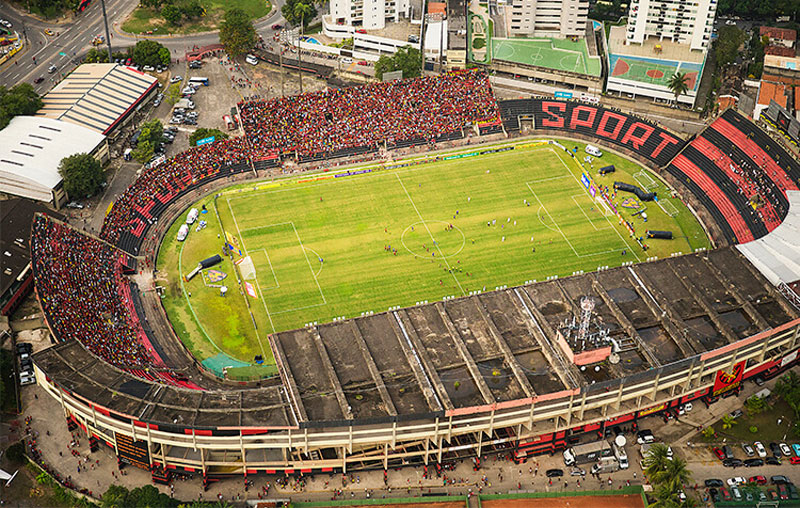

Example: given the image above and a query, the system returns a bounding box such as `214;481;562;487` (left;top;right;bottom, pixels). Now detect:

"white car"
780;443;792;457
1;20;12;28
755;441;767;458
143;65;155;71
727;477;746;486
170;75;182;83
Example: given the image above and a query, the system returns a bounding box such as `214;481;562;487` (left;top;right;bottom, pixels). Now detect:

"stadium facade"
31;97;800;485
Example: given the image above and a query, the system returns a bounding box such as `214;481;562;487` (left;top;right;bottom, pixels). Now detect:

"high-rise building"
328;0;410;30
507;0;588;37
625;0;717;51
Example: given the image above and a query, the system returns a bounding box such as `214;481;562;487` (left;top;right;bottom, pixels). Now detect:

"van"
20;374;36;386
590;457;619;475
186;208;199;225
613;442;629;469
340;57;353;65
124;148;133;161
245;54;258;65
177;224;189;241
585;145;603;157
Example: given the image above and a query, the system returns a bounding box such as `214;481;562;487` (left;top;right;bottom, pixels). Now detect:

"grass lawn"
705;399;797;444
157;140;711;370
122;0;271;35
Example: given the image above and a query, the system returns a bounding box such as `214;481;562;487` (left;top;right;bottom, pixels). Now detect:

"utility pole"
279;30;284;96
297;23;303;94
100;0;113;63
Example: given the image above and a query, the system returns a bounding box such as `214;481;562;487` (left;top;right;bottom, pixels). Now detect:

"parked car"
713;447;725;460
20;374;36;386
66;201;84;209
791;456;800;465
709;488;720;502
731;486;742;501
749;475;767;485
742;443;755;457
789;483;800;500
705;479;724;487
722;458;743;468
778;484;789;500
569;467;585;477
755;442;767;458
16;343;32;354
781;443;792;456
727;477;746;486
793;444;800;457
143;65;155;71
723;445;734;459
770;443;782;457
744;458;763;467
772;475;790;484
729;409;744;419
189;61;202;69
355;28;367;33
636;430;654;444
767;489;779;500
170;75;183;83
545;469;564;478
720;487;732;501
766;456;782;466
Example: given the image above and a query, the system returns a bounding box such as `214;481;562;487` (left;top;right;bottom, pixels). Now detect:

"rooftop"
0;116;106;202
760;26;797;42
34;247;798;427
765;45;796;57
757;81;789;107
37;63;157;135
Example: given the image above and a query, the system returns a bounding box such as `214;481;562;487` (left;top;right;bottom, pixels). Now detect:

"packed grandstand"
28;69;800;480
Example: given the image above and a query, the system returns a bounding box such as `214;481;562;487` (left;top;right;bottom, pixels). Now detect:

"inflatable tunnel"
646;230;673;240
614;181;656;201
599;165;616;175
199;254;223;269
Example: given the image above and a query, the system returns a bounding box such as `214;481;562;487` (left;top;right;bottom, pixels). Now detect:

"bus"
188;77;209;86
563;440;612;466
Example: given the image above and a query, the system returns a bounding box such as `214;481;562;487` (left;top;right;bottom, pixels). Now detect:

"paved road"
0;0;287;92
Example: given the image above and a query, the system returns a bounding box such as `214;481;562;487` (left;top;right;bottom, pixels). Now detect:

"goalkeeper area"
156;141;710;372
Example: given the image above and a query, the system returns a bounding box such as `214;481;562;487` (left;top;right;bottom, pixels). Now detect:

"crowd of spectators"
238;70;500;157
32;215;155;368
101;137;255;246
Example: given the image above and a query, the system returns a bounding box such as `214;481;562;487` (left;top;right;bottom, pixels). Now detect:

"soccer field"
157;141;710;372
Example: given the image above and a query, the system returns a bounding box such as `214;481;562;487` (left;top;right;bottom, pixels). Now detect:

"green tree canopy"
189;128;229;146
374;46;422;80
0;83;43;130
132;140;155;164
282;0;317;27
132;39;171;67
714;25;746;69
219;8;257;57
58;153;105;199
162;4;182;24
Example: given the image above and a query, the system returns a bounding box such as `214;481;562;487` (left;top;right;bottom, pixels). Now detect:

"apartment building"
507;0;589;38
625;0;717;51
328;0;410;30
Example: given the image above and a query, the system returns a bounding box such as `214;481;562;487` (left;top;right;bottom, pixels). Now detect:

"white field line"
395;173;466;296
227;197;273;355
571;194;611;232
551;149;642;262
290;221;327;304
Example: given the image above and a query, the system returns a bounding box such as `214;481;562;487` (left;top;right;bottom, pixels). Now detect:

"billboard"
115;432;150;470
712;361;745;397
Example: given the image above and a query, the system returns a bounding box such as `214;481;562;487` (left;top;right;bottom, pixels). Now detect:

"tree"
721;414;737;430
0;84;44;130
714;25;746;69
140;119;164;150
132;140;154;164
643;443;672;479
85;47;110;63
667;72;689;104
775;371;800;419
374;46;422;80
189;128;229;146
181;0;204;18
166;83;182;105
654;457;692;493
701;427;716;440
219;8;257;57
132;39;170;67
58;153;105;198
282;0;317;27
745;395;768;415
162;4;182;24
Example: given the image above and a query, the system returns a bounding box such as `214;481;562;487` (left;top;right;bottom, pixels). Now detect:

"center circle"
401;221;466;259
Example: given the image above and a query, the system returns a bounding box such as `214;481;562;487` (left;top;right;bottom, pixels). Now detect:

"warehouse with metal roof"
0;116;108;208
36;63;158;136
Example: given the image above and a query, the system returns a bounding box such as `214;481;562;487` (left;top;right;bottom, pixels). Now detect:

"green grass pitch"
156;141;711;370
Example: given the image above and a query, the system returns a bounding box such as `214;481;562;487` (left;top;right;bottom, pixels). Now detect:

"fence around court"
294;495;467;507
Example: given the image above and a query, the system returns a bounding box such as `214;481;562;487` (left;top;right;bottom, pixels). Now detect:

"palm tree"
721;414;737;430
643;443;672;479
667;72;689;105
654;456;692;493
776;370;800;397
293;1;313;94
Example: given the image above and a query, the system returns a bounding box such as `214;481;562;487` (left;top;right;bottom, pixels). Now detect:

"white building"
327;0;410;31
507;0;589;37
625;0;716;51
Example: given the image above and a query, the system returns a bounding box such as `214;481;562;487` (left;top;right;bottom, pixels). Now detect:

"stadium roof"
737;190;800;286
36;63;157;135
0;116;105;202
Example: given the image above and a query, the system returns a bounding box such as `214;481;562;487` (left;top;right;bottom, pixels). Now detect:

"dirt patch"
483;494;645;508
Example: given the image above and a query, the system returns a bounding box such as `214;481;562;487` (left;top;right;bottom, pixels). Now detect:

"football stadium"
29;70;800;486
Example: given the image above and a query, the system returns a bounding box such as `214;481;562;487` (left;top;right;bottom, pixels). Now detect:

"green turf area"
157;140;711;370
122;0;270;35
490;38;602;77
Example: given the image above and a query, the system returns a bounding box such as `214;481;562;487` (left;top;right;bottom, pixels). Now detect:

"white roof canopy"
0;116;105;202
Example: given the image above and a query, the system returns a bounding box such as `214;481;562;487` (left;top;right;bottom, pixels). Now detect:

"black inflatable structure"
614;182;656;201
646;230;673;240
599;165;616;175
199;254;223;269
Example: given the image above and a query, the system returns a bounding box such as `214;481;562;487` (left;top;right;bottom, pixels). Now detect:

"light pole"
100;0;113;63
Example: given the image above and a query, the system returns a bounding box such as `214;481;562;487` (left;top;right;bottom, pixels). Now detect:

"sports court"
491;38;602;76
609;54;702;90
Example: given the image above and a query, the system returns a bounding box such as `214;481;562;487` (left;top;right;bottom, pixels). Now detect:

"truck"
591;457;620;475
563;440;613;466
175;98;195;110
613;442;629;469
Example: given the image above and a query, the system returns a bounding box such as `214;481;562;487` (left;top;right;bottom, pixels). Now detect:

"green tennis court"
491;38;602;77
